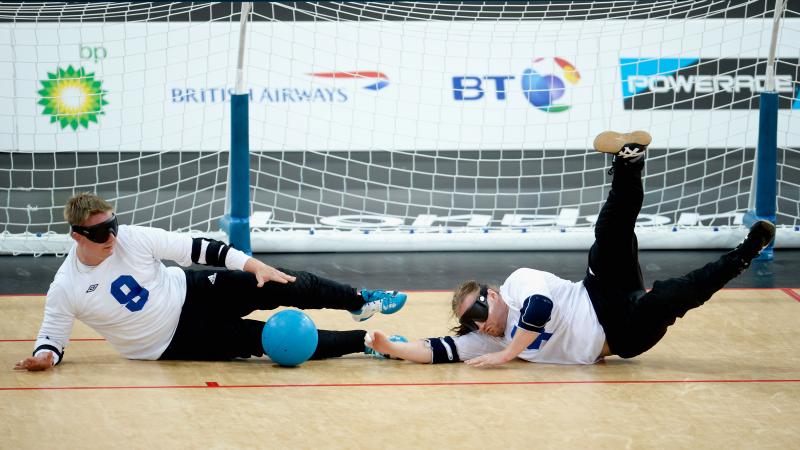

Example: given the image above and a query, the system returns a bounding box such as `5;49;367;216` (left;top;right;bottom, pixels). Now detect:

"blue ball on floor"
261;309;318;367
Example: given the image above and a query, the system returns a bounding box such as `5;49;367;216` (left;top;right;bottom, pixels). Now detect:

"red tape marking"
2;378;799;391
782;288;800;302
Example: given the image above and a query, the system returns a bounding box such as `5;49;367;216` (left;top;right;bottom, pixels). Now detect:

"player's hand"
246;259;296;287
13;352;54;371
255;265;296;287
465;351;512;368
364;330;391;354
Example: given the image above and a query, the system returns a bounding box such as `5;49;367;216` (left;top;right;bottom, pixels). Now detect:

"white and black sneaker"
594;130;651;157
594;130;651;173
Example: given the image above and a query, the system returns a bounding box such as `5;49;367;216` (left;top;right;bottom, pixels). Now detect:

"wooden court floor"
2;289;800;449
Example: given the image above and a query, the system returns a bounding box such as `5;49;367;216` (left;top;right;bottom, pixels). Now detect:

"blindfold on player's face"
459;285;490;332
71;214;118;244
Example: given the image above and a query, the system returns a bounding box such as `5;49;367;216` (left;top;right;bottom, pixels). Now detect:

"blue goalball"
261;309;319;367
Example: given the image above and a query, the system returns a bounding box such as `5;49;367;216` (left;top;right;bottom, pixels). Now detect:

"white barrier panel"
4;227;799;255
248;227;800;253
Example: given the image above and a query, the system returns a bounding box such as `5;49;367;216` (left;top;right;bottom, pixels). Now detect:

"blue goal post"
745;0;788;261
220;2;253;255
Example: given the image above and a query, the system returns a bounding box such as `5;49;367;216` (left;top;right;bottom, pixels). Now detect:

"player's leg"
184;268;406;321
610;220;776;358
160;312;371;360
311;330;370;359
255;268;406;321
586;131;652;294
159;294;259;360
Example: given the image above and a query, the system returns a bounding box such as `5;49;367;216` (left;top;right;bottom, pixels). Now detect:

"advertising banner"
2;20;798;151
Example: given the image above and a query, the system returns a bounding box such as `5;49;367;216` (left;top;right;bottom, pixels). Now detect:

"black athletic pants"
159;268;367;361
583;160;745;358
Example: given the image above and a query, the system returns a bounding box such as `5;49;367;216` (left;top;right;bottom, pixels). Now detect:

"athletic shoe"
350;289;408;322
729;220;776;269
365;334;408;359
593;130;652;159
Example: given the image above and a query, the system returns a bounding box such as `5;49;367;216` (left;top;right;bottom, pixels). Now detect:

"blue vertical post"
745;91;778;260
220;2;253;254
221;93;252;254
744;0;786;261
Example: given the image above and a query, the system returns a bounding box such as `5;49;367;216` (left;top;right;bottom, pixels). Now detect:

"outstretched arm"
465;328;538;367
138;227;296;286
191;236;295;285
466;293;552;368
365;330;432;364
17;285;74;371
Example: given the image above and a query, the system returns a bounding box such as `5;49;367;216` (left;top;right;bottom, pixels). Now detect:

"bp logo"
521;57;581;112
38;65;108;130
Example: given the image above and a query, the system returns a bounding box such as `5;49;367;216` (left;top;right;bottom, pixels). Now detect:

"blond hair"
64;192;113;226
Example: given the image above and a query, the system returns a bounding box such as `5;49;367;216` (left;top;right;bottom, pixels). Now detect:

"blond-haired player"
15;193;407;370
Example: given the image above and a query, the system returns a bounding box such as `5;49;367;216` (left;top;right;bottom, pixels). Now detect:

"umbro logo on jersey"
208;273;217;285
86;284;98;293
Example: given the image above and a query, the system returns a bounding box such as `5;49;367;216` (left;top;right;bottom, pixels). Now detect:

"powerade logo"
171;70;389;103
453;57;581;112
621;58;800;110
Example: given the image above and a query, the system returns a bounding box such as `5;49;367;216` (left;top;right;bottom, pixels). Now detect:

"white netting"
778;0;800;228
0;1;798;254
0;2;242;254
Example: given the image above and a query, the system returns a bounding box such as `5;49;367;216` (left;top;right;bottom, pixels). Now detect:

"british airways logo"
171;86;347;103
170;70;390;104
308;71;390;91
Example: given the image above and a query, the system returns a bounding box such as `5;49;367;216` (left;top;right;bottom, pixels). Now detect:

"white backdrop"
2;19;798;152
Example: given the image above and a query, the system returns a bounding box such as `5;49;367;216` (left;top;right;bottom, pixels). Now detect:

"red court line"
2;378;799;392
0;338;104;343
782;288;800;302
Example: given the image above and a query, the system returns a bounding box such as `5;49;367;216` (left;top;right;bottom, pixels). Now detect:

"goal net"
1;1;798;254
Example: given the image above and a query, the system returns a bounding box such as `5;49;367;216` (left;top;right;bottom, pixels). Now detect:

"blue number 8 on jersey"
110;275;150;312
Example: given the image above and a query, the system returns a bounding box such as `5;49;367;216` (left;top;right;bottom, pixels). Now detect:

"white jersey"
34;225;247;362
453;268;606;365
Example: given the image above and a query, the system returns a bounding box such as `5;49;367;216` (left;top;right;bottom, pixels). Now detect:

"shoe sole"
750;220;776;248
594;130;652;154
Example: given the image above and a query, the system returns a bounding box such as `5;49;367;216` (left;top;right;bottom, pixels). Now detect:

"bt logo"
452;57;581;112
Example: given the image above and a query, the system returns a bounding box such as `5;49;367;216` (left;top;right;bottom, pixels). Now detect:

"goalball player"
15;193;407;370
365;131;776;366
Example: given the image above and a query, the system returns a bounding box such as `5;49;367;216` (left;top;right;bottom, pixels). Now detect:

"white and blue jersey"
433;268;606;365
33;225;248;363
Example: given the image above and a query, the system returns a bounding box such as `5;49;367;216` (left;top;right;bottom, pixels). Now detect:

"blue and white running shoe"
350;289;407;322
